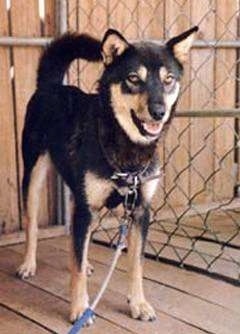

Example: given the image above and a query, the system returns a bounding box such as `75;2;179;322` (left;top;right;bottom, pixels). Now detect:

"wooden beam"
0;226;66;247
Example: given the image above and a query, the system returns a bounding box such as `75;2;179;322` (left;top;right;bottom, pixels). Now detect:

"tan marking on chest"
84;172;113;210
141;168;161;204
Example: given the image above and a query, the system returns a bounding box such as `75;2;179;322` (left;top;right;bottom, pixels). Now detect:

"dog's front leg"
70;202;94;325
127;206;156;321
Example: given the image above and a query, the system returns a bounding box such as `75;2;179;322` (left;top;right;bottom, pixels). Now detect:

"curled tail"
37;33;102;87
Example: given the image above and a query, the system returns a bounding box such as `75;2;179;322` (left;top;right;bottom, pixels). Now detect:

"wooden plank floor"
0;236;240;334
94;209;240;281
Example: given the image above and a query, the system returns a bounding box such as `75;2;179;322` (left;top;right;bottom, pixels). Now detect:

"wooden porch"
0;236;240;334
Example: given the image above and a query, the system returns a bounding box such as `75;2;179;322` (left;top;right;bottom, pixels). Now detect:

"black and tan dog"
17;27;198;324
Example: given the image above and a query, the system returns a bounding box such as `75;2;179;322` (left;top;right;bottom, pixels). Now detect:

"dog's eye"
127;73;141;85
163;74;176;93
164;74;175;86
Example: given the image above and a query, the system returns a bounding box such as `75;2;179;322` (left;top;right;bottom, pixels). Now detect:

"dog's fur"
17;27;198;324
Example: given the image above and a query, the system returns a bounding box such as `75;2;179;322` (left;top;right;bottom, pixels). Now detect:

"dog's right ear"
101;29;130;65
166;26;198;64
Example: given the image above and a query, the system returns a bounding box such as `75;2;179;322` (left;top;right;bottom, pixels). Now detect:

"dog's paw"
129;299;156;321
16;260;36;279
70;305;96;327
86;261;94;277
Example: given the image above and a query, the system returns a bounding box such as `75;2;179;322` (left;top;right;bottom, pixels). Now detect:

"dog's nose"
150;103;165;120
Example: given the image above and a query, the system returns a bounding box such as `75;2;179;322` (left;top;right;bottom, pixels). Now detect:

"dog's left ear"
166;26;198;64
101;29;130;65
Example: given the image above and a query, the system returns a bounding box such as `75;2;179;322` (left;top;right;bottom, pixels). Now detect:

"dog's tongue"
143;122;162;136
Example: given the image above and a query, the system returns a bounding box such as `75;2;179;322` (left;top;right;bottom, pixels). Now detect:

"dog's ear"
166;26;198;64
101;29;129;65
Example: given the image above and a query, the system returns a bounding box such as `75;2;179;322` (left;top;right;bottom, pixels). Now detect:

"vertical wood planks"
44;0;56;36
213;0;237;201
108;0;138;39
77;0;107;92
137;0;164;39
0;1;20;233
190;0;215;204
10;0;49;227
164;0;191;208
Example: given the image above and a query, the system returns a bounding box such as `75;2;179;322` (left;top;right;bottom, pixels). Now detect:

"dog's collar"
110;165;150;211
110;163;150;187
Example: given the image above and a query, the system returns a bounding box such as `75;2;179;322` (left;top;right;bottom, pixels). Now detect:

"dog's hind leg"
127;207;156;321
17;153;50;279
70;202;94;325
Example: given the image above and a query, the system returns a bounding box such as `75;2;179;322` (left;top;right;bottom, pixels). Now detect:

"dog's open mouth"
130;109;162;137
142;121;162;136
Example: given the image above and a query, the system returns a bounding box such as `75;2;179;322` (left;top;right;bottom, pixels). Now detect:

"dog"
16;26;198;325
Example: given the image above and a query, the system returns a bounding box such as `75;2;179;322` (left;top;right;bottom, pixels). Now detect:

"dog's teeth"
143;122;162;135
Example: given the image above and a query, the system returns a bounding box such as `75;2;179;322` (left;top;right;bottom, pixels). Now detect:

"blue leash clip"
68;308;95;334
117;224;128;249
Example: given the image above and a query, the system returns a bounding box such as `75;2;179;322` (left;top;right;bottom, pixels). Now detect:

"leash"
67;173;139;334
68;223;128;334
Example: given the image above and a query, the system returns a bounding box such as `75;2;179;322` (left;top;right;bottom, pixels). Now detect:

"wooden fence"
0;0;57;235
0;0;239;238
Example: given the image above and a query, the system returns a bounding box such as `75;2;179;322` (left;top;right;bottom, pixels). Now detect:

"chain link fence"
66;0;240;283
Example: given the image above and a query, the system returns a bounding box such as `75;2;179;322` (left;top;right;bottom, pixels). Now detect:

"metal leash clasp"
124;175;139;212
111;171;140;212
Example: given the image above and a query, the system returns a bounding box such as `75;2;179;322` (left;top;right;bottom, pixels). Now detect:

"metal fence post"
55;0;72;233
56;0;67;36
235;5;240;197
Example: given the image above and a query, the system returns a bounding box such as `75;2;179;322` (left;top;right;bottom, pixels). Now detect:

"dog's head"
99;27;198;145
